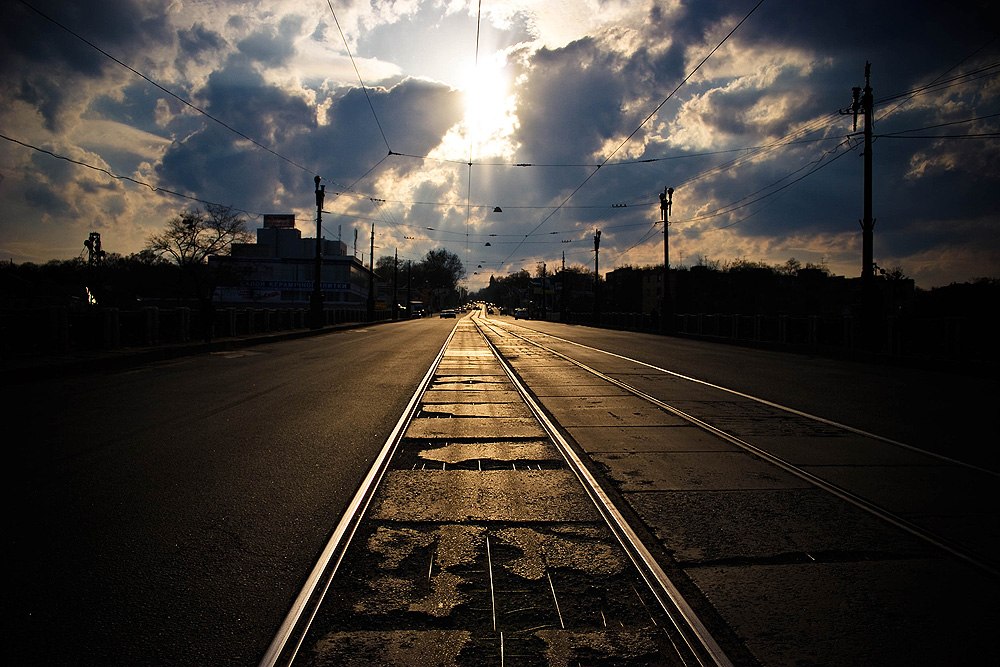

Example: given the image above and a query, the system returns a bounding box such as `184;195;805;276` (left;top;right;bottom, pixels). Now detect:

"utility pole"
844;62;879;348
851;62;876;282
311;175;325;329
561;251;567;321
541;262;547;320
659;186;674;333
593;229;601;323
406;260;412;317
367;223;376;321
392;248;399;321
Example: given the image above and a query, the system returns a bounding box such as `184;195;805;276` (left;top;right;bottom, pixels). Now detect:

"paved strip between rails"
477;316;1000;666
288;318;720;666
277;313;999;666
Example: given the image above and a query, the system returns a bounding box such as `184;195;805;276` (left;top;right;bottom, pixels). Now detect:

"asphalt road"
9;316;997;665
10;317;456;666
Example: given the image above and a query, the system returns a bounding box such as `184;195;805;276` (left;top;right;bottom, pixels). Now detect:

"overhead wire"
489;50;999;268
13;0;996;278
326;0;392;154
499;0;768;268
607;48;1000;262
465;0;485;275
874;112;1000;138
603;48;1000;267
1;132;265;219
16;0;318;178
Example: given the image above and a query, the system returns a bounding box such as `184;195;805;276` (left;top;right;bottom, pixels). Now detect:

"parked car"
514;308;528;319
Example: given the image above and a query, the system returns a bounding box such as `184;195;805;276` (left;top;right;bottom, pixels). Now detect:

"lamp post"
541;262;547;321
367;224;375;321
659;186;673;333
310;175;325;329
593;229;601;323
392;248;399;321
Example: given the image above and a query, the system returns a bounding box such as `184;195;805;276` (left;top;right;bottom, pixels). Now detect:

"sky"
1;0;998;290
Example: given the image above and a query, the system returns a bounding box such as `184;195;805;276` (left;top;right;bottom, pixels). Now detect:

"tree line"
2;205;468;310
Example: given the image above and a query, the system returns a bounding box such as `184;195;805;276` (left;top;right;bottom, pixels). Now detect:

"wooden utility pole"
859;63;875;282
659;187;674;333
392;248;398;321
367;224;376;321
406;260;412;316
593;229;601;323
561;251;567;321
845;62;879;348
540;262;547;320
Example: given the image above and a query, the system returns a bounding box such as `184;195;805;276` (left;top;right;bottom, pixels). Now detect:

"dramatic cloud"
1;0;998;288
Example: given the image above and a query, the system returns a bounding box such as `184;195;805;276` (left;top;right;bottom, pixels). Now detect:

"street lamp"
311;175;325;329
660;186;673;333
593;229;601;323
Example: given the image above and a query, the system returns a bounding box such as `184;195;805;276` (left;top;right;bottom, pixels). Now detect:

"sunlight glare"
458;54;517;157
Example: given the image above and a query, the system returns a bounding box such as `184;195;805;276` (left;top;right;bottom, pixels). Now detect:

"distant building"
209;214;373;308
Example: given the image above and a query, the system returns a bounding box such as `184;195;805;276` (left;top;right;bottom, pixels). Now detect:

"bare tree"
145;204;252;341
145;204;252;266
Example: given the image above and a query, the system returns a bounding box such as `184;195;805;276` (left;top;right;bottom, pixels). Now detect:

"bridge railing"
0;304;394;357
558;310;996;370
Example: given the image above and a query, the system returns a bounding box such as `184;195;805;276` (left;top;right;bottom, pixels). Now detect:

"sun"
458;54;517;157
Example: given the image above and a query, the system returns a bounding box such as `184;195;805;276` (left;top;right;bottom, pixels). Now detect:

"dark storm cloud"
177;22;227;66
297;78;464;183
370;78;465;155
516;38;632;164
200;59;315;142
2;0;997;284
154;70;463;215
156;127;286;211
1;0;172;130
155;60;315;206
237;14;305;65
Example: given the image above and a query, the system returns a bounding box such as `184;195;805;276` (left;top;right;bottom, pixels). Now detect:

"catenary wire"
499;0;767;268
326;0;392;153
16;0;319;179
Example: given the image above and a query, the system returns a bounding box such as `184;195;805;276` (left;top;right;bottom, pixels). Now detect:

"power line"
606;136;858;265
876;61;1000;108
499;0;767;269
466;0;486;266
389;132;842;170
17;0;319;179
326;0;391;153
876;132;1000;139
874;112;1000;138
0;132;264;218
603;0;767;165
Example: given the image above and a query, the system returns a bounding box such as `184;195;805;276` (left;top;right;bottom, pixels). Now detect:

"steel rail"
482;317;1000;578
473;315;736;667
498;320;998;477
258;324;460;667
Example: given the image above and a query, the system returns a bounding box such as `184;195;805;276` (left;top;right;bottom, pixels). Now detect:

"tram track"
262;311;999;666
261;315;740;667
476;315;999;578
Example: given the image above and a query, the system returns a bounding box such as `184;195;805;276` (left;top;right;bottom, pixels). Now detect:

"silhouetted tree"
145;205;252;340
374;255;398;279
421;248;466;291
145;204;252;267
